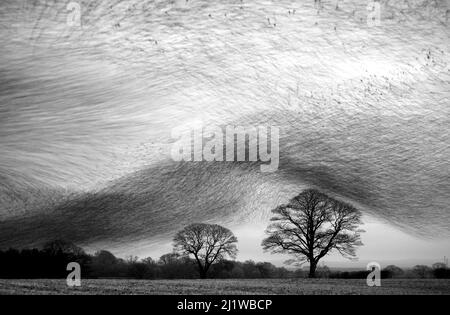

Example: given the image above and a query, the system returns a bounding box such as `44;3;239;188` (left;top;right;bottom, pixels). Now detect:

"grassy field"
0;279;449;295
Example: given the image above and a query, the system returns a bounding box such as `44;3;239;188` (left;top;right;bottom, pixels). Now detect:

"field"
0;279;449;295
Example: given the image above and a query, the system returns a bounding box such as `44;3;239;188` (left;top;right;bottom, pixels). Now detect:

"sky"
0;0;449;269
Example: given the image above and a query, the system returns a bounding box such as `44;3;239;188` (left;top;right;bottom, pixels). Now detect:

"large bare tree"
262;189;364;278
173;223;238;278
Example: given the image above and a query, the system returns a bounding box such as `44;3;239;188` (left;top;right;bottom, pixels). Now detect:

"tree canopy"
262;189;364;277
173;223;238;278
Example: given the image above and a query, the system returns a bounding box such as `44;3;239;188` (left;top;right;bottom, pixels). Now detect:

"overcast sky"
1;1;448;268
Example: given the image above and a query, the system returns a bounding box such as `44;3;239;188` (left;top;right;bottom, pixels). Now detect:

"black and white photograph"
0;0;449;300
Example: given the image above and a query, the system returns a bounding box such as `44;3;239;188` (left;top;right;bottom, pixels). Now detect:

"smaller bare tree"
173;223;238;278
262;189;364;278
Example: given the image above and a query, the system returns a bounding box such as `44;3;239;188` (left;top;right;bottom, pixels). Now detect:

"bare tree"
43;239;86;257
158;253;181;265
173;223;238;278
262;189;364;278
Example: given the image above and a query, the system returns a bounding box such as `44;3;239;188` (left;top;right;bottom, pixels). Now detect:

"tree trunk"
201;263;211;279
309;261;317;278
194;256;207;279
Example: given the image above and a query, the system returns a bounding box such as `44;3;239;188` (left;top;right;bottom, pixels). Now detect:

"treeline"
1;240;449;279
0;240;300;279
315;264;450;279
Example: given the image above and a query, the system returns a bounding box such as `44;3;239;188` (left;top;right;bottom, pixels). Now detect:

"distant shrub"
329;270;369;279
412;265;433;279
382;265;404;278
433;268;450;279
